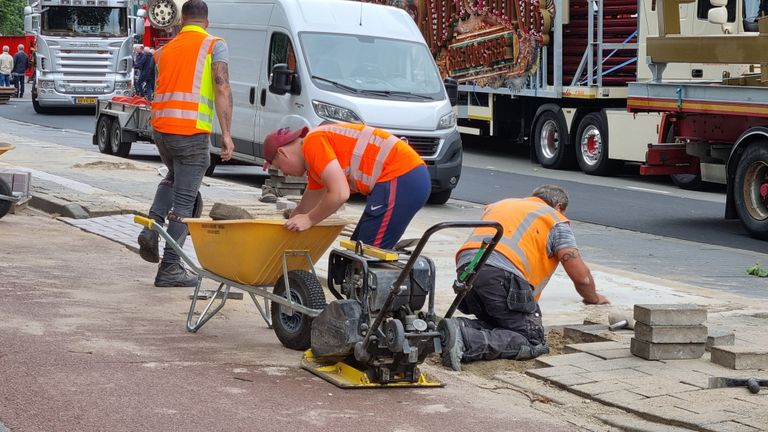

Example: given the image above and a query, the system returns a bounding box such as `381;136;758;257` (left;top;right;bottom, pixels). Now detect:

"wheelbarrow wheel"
271;270;326;351
0;178;12;219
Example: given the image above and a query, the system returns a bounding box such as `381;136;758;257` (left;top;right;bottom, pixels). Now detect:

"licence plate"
74;97;97;104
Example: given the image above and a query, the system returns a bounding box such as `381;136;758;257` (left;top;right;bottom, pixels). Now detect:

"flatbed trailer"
93;99;153;158
628;79;768;240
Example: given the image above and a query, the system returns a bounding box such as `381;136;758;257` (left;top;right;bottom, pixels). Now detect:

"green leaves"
746;262;768;278
0;0;26;36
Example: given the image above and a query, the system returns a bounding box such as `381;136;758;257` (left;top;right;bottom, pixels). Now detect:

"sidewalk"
2;130;768;431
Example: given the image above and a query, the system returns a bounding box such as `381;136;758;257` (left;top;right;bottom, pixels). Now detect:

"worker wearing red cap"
263;122;430;250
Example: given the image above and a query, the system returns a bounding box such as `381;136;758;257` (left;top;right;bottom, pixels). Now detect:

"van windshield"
299;32;444;101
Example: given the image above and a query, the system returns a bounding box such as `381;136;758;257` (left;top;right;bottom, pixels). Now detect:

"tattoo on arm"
212;62;233;135
560;250;580;262
213;62;229;86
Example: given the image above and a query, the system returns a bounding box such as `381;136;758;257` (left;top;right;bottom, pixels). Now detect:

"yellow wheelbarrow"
134;215;347;350
0;144;18;219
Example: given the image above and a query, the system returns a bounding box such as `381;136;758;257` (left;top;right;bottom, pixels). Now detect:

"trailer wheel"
671;173;705;190
96;115;113;154
733;143;768;240
271;270;326;351
0;178;12;219
576;112;613;175
110;120;133;157
533;109;572;169
427;188;452;205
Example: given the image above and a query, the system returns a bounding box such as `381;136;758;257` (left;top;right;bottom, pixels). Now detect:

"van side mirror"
444;77;458;106
270;63;300;96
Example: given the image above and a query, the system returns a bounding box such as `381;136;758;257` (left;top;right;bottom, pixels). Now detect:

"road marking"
625;186;671;195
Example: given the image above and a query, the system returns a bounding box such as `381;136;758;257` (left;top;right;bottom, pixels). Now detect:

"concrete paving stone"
704;421;762;432
562;324;612;343
579;368;651;382
731;415;768;430
570;380;635;397
595;413;693;432
576;356;654;372
710;346;768;370
678;370;715;389
627;402;695;425
627;381;701;398
631;338;706;360
674;388;761;403
564;341;627;354
679;411;749;429
634;322;708;344
525;365;588;379
588;348;634;360
736;393;768;407
534;352;603;368
545;373;597;387
592;389;648;406
680;399;760;417
634;304;707;326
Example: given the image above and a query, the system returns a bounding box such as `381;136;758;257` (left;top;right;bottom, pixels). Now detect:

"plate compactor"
301;221;503;388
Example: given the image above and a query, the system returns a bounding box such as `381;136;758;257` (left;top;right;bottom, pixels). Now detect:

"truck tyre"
671;173;705;190
0;178;12;219
533;109;573;169
96;115;113;154
32;92;50;114
109;120;132;157
205;153;219;177
427;188;452;205
271;270;326;350
733;143;768;240
575;112;614;175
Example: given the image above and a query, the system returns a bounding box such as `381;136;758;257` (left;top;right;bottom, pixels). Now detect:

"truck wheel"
271;270;326;350
533;109;572;169
205;153;219;177
671;173;705;191
427;189;452;205
32;92;50;114
109;120;132;157
733;143;768;240
0;178;12;219
96;115;113;154
576;112;614;175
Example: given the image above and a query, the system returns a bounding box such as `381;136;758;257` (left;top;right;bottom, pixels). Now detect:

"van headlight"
438;112;456;129
312;101;361;123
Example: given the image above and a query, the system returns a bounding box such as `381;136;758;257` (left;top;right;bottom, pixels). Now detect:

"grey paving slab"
575;356;654;372
634;322;708;344
631;338;706;360
579;368;651;382
563;341;628;354
588;348;634;359
710;346;768;370
525;365;589;379
592;389;648;406
634;304;707;326
544;373;597;387
570;380;634;396
534;352;602;368
625;381;700;398
704;421;762;432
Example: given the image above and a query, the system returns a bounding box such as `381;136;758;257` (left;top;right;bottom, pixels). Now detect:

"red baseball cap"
262;126;309;170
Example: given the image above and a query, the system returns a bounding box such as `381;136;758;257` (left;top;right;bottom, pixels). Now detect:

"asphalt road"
0;100;765;254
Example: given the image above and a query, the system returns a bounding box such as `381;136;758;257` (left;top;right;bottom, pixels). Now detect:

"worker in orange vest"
263;122;431;250
439;185;610;371
137;0;235;287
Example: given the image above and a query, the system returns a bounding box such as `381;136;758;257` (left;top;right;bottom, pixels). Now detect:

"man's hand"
557;247;608;305
584;293;610;305
285;214;313;232
220;135;234;161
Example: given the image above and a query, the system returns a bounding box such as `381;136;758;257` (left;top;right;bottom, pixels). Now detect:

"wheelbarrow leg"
249;292;273;329
186;280;230;332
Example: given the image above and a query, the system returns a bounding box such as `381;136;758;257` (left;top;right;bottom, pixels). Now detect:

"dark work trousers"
350;164;430;250
12;73;24;97
149;131;210;264
457;264;547;362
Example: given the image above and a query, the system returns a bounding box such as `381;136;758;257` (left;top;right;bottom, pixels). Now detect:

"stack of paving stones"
631;304;707;360
262;167;306;198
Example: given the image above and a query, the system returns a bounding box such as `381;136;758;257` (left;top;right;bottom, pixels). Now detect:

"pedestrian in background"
137;0;234;287
12;45;29;98
133;45;146;96
139;48;155;100
0;46;13;88
439;185;610;371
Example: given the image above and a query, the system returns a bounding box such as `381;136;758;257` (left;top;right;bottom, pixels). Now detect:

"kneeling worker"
263;122;430;250
440;185;610;371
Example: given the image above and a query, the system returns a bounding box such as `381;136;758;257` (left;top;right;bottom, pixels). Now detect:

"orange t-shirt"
302;123;425;192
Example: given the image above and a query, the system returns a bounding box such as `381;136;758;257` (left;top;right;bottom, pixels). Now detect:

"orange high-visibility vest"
151;25;221;135
456;197;569;300
304;123;424;195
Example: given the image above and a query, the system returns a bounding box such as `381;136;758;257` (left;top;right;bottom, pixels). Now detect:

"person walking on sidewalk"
439;184;610;371
137;0;234;287
12;45;29;98
263;122;431;250
0;46;13;88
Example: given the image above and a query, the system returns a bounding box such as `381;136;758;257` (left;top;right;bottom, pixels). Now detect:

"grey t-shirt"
457;221;577;282
211;39;229;64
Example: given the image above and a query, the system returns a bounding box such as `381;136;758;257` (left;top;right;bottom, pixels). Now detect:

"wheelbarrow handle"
134;215;155;229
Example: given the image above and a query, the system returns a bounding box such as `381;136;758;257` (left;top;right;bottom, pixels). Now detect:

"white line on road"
625;186;671;195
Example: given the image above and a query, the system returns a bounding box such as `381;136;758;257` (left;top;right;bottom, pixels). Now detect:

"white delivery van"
205;0;462;204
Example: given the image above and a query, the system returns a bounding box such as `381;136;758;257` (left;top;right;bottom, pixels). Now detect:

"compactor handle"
133;215;155;229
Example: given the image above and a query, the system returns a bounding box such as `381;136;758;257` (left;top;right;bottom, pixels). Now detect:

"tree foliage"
0;0;25;36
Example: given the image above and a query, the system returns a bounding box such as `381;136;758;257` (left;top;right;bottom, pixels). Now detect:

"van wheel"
96;115;113;154
205;153;220;177
533;108;572;169
427;189;452;205
110;120;132;157
733;142;768;240
575;112;614;175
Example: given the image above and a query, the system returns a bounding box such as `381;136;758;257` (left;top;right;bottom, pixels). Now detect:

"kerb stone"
634;304;707;326
630;338;705;360
634;322;707;344
710;346;768;370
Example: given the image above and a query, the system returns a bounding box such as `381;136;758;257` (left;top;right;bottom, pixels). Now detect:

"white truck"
95;0;462;204
369;0;749;185
23;0;145;113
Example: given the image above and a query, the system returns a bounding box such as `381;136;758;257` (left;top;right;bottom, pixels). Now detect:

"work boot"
137;228;160;263
515;342;549;361
438;318;464;372
154;262;199;287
